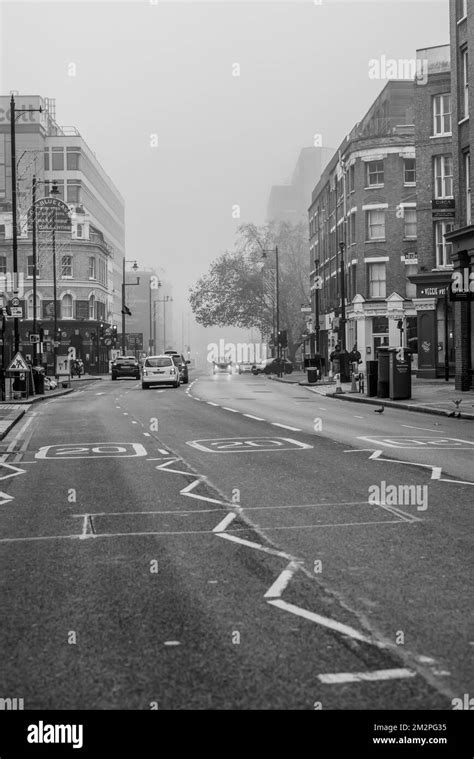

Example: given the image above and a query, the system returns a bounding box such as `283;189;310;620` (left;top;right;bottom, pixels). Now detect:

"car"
111;356;141;381
142;355;180;389
212;358;232;375
164;350;190;384
237;362;253;374
252;357;293;375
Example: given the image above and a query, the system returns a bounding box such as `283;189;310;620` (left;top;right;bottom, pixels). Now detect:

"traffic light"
277;329;287;348
112;325;118;346
90;331;97;343
99;323;105;342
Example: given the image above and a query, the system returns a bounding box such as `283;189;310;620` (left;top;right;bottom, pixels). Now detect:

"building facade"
267;146;334;224
0;95;125;373
308;81;418;371
445;0;474;391
411;45;455;379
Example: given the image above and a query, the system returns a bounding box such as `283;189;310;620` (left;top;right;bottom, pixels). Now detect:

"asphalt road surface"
0;371;472;710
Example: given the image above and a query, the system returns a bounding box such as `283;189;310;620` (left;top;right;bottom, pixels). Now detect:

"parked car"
237;362;253;374
111;356;141;381
164;350;190;384
253;357;293;375
142;355;180;389
212;358;232;375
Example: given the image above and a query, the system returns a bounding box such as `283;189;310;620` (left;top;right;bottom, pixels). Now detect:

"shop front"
410;274;454;379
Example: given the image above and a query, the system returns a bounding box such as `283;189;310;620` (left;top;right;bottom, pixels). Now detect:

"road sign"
300;306;312;313
10;297;20;307
11;307;22;318
104;338;112;346
7;352;29;371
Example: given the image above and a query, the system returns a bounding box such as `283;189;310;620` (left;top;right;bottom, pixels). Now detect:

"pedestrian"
349;344;362;374
329;342;342;376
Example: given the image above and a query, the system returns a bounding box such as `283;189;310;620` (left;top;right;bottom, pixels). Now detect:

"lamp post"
338;241;347;353
163;295;172;351
149;277;161;354
121;258;139;355
10;95;42;354
262;246;281;377
310;259;321;354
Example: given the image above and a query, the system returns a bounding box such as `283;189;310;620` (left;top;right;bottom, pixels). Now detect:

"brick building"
445;0;474;391
308;81;418;370
410;45;455;379
0;95;125;374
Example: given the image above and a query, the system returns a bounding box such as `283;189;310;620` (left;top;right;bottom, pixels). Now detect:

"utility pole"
32;175;37;365
121;257;126;355
10;96;19;354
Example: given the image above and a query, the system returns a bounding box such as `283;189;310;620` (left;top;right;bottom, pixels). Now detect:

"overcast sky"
1;0;449;355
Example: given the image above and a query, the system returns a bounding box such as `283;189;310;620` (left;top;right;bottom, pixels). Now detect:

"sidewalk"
0;375;105;439
268;371;474;419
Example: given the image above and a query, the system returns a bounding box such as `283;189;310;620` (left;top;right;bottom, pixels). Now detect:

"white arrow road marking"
0;491;14;506
369;449;474;485
318;668;416;684
0;462;26;480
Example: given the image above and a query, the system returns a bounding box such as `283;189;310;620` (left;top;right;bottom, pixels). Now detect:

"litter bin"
33;366;45;395
305;354;322;384
366;360;378;397
376;347;390;398
389;348;412;400
307;368;319;384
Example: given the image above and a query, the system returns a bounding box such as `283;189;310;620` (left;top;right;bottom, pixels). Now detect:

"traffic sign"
7;352;29;371
300;306;312;313
10;297;20;307
11;307;22;318
29;334;40;344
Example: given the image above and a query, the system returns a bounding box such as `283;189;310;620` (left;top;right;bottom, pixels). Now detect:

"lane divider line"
272;423;302;432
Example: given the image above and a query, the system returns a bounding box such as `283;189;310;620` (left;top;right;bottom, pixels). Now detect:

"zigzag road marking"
369;449;474;485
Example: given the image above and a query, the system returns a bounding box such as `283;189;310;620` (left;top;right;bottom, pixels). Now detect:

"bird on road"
374;405;384;414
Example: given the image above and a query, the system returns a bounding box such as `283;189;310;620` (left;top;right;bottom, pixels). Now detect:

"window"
45;180;64;199
61;255;73;278
27;255;35;278
462;48;469;119
67;184;80;203
44;150;49;171
89;256;96;279
61;293;73;319
0;226;5;241
0;255;6;273
66;150;80;170
465;152;471;225
433;94;452;135
51;148;64;171
349;212;356;244
348;164;355;193
76;223;83;239
404;158;416;184
434;155;453;198
404;209;417;238
368;263;386;298
366;209;385;240
27;294;40;320
435;220;454;267
366;160;384;186
89;295;95;320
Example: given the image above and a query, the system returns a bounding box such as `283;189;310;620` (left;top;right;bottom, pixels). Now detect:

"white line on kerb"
318;668;416;685
243;414;265;421
272;423;301;431
213;512;237;533
267;599;379;646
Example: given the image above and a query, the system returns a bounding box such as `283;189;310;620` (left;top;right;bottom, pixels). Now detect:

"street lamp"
149;277;161;354
310;258;321;354
121;258;139;355
262;246;281;377
338;241;347;353
49;182;60;378
10;94;42;354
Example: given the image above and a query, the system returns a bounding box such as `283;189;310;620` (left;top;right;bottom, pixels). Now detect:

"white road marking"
401;424;443;432
131;421;138;424
164;641;181;646
158;448;169;455
0;462;26;480
264;561;300;599
354;415;364;419
344;449;376;453
0;491;14;506
216;532;294;560
369;449;474;485
267;599;379;646
243;414;265;421
213;512;237;533
143;433;151;437
207;402;219;406
222;407;238;413
271;423;302;431
123;412;129;416
317;668;415;684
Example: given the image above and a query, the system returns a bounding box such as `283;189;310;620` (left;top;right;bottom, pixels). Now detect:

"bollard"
351;371;357;392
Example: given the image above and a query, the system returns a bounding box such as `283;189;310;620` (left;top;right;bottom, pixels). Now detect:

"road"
0;370;472;710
